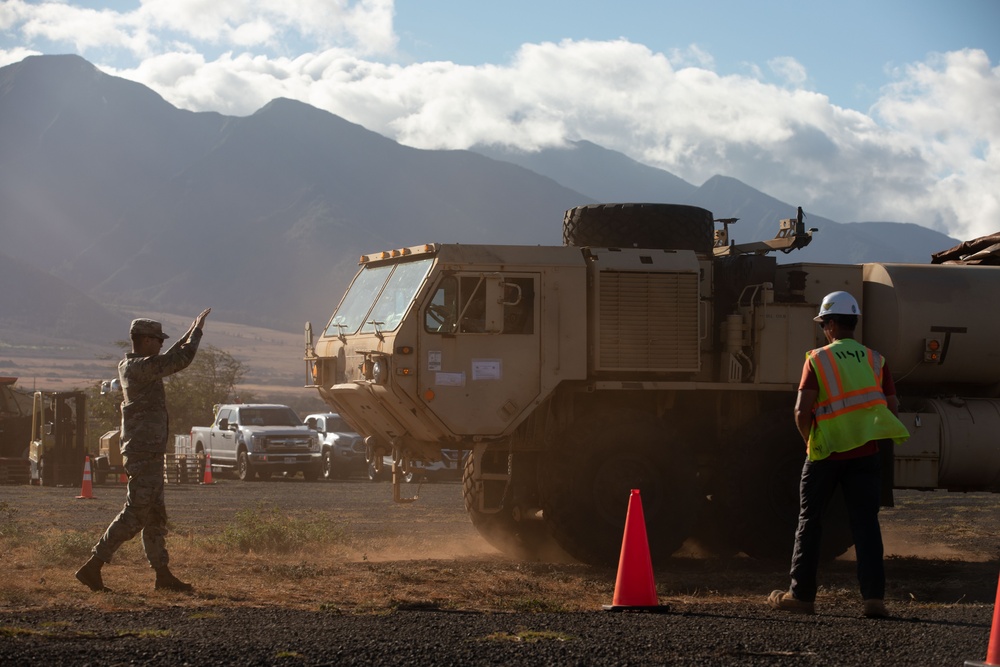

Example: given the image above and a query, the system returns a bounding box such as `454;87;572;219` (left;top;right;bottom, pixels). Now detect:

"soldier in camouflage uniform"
76;309;210;593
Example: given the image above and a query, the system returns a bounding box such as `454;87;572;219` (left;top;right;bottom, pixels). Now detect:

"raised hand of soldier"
194;308;211;331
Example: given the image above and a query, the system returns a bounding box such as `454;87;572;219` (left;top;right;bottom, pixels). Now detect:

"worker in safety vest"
768;290;909;618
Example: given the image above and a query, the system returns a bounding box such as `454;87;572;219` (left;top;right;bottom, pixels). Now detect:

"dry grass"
1;485;998;617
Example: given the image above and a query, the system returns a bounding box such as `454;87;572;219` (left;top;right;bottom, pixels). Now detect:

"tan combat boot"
767;589;815;614
155;566;194;592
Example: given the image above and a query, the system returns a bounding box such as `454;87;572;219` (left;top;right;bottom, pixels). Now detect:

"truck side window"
458;277;487;333
425;276;458;333
502;277;534;334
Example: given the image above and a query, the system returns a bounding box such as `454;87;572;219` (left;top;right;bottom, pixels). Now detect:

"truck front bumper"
250;452;321;469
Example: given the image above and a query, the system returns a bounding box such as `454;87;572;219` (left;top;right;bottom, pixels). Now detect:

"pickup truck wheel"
237;451;255;482
540;411;699;566
322;450;334;480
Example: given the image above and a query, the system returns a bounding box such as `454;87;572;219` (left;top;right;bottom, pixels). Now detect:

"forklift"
28;391;86;487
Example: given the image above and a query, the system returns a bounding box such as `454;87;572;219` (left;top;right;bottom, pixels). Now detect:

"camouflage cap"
130;318;169;340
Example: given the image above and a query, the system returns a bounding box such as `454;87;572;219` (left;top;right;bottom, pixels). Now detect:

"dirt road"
1;478;997;665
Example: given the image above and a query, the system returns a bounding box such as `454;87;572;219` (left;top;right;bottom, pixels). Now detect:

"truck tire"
726;410;854;561
237;450;255;482
540;411;699;566
562;203;715;254
462;450;555;560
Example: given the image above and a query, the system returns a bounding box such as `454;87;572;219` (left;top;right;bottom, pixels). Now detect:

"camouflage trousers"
92;451;169;568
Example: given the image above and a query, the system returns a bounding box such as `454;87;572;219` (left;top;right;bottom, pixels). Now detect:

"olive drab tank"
305;205;1000;565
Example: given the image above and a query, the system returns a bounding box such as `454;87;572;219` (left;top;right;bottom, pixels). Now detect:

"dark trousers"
93;452;169;568
789;451;885;602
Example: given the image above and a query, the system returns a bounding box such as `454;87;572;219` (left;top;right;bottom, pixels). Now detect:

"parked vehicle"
305;412;365;479
191;404;321;481
368;448;466;483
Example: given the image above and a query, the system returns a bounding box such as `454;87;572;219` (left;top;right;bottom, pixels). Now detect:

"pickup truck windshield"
238;407;301;426
325;257;434;336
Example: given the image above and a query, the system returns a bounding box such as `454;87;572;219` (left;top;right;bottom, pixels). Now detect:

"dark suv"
305;413;365;479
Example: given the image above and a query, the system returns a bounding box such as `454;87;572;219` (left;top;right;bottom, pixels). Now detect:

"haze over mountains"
1;54;959;350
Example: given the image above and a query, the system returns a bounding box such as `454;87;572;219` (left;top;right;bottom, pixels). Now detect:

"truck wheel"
367;459;388;482
540;411;699;566
726;411;854;561
562;203;715;254
462;450;555;560
322;450;334;480
237;450;255;482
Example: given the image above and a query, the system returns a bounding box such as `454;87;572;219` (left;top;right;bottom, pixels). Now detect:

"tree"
165;344;251;434
84;343;252;451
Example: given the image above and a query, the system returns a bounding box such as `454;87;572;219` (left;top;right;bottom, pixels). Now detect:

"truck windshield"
239;407;302;426
325;257;434;337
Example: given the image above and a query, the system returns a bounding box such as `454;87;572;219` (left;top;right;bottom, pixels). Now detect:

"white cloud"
768;56;808;87
99;39;999;239
1;1;997;240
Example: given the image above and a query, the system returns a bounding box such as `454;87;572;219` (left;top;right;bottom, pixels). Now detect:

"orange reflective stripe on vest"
809;346;886;421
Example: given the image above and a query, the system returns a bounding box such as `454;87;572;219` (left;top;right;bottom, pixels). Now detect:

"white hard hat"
814;291;860;322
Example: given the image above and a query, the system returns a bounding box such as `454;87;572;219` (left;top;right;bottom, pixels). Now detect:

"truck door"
210;407;236;464
418;272;540;436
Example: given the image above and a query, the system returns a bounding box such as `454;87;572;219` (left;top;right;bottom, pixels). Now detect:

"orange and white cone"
966;570;1000;666
76;456;95;499
200;454;214;485
603;488;669;612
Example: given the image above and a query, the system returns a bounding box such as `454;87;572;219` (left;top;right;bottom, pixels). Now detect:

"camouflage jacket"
118;328;203;454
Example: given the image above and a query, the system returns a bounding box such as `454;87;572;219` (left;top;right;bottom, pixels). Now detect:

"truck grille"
264;436;313;451
596;271;700;372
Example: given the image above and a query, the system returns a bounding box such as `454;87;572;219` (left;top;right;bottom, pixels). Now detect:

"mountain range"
0;54;960;353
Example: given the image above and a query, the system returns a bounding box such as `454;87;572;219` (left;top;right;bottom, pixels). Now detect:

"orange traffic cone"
603;488;669;612
965;570;1000;666
76;456;95;499
200;454;214;485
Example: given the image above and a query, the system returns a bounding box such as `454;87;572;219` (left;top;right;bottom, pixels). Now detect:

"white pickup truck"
190;404;321;481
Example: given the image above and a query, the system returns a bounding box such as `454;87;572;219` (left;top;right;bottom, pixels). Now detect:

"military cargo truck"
304;204;1000;565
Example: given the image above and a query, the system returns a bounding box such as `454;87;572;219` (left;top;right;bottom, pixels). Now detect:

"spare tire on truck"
562;203;715;254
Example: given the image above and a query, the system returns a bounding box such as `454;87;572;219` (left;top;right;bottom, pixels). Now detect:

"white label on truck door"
472;359;502;381
435;372;465;386
428;350;442;371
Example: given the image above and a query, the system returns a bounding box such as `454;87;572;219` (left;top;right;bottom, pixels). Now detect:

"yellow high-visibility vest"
806;339;909;461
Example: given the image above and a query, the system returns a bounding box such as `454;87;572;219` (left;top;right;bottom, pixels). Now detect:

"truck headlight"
372;358;388;384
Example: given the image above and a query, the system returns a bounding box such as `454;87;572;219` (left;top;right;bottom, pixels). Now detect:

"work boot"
767;589;815;614
863;599;889;618
154;566;194;592
75;555;111;592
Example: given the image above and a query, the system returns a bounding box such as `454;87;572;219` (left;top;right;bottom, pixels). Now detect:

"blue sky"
1;0;998;239
394;0;999;111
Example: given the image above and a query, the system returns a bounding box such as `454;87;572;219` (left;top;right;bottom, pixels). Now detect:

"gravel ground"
1;477;998;665
0;601;993;666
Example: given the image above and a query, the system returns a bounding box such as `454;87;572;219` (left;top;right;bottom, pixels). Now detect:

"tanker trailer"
862;263;1000;492
304;204;1000;565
